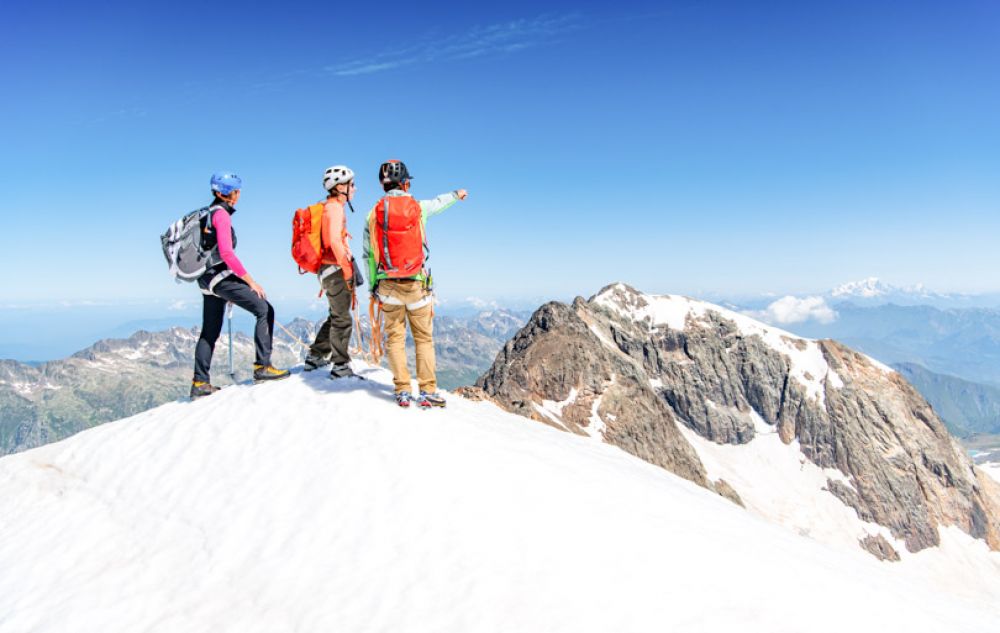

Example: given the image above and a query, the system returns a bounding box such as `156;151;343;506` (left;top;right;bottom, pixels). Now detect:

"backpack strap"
419;212;430;263
380;197;395;271
203;204;222;237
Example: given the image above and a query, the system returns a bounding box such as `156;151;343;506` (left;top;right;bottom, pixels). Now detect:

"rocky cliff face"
478;283;1000;558
478;301;711;492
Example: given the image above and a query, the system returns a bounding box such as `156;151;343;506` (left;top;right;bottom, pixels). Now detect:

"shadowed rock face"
478;283;1000;556
815;341;1000;552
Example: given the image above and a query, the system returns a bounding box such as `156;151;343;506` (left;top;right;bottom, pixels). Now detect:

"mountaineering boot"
418;391;447;408
329;363;357;380
304;355;330;371
190;381;221;399
395;391;413;408
253;364;290;382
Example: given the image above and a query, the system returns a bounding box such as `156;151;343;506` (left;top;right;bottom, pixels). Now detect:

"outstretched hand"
456;189;468;200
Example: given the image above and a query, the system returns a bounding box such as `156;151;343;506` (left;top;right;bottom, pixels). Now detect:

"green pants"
309;267;353;365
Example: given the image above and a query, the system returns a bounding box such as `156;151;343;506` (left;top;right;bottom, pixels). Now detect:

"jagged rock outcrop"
478;283;1000;557
860;534;901;561
479;301;711;493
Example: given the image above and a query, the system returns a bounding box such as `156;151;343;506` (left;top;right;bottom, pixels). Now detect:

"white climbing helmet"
323;165;355;192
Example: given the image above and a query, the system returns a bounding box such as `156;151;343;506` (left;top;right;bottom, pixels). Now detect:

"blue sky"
2;0;1000;315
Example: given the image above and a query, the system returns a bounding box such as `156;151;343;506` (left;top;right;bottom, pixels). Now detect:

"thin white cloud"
750;296;838;325
167;300;195;312
327;13;583;77
334;62;403;77
58;300;114;308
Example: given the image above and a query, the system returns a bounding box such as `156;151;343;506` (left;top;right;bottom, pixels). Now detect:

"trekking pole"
227;302;236;384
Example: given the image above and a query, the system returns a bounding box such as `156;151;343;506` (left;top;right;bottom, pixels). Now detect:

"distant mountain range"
892;362;1000;439
831;277;942;301
778;302;1000;387
736;278;1000;317
0;310;528;456
827;277;1000;308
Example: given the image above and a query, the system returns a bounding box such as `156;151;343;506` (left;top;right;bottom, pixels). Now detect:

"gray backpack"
161;206;217;282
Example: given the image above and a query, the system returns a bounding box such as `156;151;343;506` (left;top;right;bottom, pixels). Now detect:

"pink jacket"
211;208;247;277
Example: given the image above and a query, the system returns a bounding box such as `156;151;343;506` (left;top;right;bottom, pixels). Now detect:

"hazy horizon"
6;276;1000;362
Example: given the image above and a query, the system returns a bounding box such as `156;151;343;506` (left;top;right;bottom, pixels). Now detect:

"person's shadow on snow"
295;363;398;403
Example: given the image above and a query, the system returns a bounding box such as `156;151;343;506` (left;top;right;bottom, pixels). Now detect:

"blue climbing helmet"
210;172;242;196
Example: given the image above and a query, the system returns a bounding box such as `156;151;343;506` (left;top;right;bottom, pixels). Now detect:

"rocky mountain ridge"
477;283;1000;559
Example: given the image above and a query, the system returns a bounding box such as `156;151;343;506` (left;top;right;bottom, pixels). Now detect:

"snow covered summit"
829;276;946;302
2;363;998;632
831;276;898;298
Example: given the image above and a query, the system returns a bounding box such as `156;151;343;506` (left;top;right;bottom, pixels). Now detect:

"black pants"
194;277;275;382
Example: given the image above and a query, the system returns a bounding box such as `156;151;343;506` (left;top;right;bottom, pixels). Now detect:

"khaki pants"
379;279;436;394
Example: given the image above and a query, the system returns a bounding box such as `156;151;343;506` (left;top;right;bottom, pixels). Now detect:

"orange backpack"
369;196;426;279
291;203;326;274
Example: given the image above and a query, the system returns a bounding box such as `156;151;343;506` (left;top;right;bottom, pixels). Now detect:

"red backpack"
291;203;326;274
369;196;426;279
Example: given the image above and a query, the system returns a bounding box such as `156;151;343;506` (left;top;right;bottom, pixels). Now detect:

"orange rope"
346;286;372;364
350;305;370;363
368;295;384;365
275;320;310;349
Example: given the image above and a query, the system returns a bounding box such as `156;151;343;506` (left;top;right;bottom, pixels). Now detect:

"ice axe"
227;302;236;384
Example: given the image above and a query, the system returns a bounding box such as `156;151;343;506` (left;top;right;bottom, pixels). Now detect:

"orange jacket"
321;199;353;279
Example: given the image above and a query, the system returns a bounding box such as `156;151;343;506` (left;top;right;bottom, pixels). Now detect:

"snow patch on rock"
540;387;578;418
586;395;606;440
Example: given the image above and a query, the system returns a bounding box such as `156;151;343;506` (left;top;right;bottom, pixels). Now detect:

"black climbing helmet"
378;159;412;186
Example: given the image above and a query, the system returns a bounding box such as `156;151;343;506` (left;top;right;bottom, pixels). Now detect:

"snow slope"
679;418;1000;608
1;365;998;632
